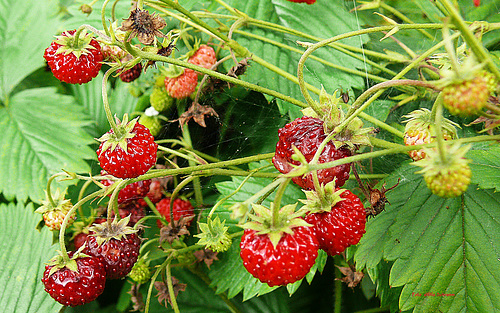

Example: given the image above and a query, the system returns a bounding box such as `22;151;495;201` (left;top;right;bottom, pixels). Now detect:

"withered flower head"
120;8;166;45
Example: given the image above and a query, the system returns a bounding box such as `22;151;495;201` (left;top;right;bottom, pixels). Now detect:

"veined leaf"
0;87;95;202
468;144;500;192
0;0;60;101
355;162;500;312
222;0;370;118
0;202;61;312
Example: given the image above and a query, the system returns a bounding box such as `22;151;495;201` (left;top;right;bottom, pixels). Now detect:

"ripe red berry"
83;230;141;279
474;0;480;7
273;116;352;190
188;44;217;72
42;253;106;307
156;198;195;228
305;189;366;256
101;171;151;204
112;201;146;226
97;118;158;179
240;226;318;286
44;30;103;84
164;69;198;99
119;62;143;82
137;179;164;207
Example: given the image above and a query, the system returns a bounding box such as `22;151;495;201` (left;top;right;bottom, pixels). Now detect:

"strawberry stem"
271;179;290;227
166;263;181;313
168;176;195;228
433;94;448;164
107;180;128;225
45;173;66;208
58;190;105;263
102;66;121;134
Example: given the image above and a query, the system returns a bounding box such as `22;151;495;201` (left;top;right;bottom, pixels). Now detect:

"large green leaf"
0;87;95;202
468;144;500;192
355;162;500;312
0;202;61;312
0;0;60;101
222;0;370;118
71;73;138;137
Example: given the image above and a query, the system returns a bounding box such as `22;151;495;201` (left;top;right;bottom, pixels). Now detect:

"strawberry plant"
1;0;500;313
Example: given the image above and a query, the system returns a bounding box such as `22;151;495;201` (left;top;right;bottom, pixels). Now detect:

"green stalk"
166;263;181;313
271;179;290;228
145;253;176;313
58;190;105;263
101;66;122;133
107;180;128;225
433;94;448;163
438;0;500;80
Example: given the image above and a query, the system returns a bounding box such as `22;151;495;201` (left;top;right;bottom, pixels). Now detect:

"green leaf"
468;144;500;192
222;0;370;118
62;0;132;31
0;87;95;202
0;202;61;312
71;73;137;137
0;0;60;101
355;162;500;312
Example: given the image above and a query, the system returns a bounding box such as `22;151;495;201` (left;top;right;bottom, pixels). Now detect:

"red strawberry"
273;116;352;190
44;30;103;84
100;171;151;204
137;179;164;206
83;217;141;279
156;198;195;228
240;225;318;286
474;0;480;7
42;252;106;307
304;189;366;256
287;0;316;3
119;62;143;82
112;201;146;226
164;69;198;99
188;44;217;72
97;116;158;179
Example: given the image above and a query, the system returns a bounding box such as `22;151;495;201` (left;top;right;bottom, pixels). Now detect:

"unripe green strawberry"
150;86;174;112
442;75;489;116
403;108;458;161
128;258;151;284
36;189;75;231
139;114;162;137
481;70;498;94
413;143;471;198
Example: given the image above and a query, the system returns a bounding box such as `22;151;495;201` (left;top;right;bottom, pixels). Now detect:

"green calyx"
300;180;345;214
303;87;373;149
88;215;138;246
437;56;484;89
240;203;310;248
404;108;459;139
46;246;91;277
35;188;72;214
55;30;97;59
194;216;232;252
96;114;137;156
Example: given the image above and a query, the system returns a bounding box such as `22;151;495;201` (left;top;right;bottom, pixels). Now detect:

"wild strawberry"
101;44;127;61
112;201;146;226
36;189;75;231
442;75;489;116
474;0;480;7
137;179;164;207
83;217;141;279
128;258;151;284
403;108;458;161
164;69;198;99
273;116;352;190
287;0;316;3
239;203;318;287
97;115;158;179
42;251;106;307
139;114;162;137
302;183;366;256
156;198;195;228
188;44;217;73
413;143;471;198
100;171;151;204
119;62;142;82
150;85;174;112
44;30;103;84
